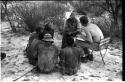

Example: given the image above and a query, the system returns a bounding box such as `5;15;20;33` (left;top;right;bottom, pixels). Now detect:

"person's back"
79;16;104;43
85;23;104;42
37;41;58;73
37;33;58;73
62;47;81;67
59;46;82;75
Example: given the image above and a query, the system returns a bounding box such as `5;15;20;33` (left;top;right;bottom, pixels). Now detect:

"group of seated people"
25;11;104;75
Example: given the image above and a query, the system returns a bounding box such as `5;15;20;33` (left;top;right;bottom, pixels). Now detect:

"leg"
83;47;90;55
99;48;108;65
80;48;89;63
82;47;94;61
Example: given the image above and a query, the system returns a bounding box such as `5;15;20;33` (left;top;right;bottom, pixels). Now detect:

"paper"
75;37;85;41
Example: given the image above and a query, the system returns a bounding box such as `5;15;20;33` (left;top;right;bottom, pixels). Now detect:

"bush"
70;1;105;17
91;16;122;39
12;1;68;33
91;16;111;38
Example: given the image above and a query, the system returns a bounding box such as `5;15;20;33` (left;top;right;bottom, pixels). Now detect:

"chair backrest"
99;37;110;50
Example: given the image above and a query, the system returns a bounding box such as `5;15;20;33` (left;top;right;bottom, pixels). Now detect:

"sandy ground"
1;22;122;82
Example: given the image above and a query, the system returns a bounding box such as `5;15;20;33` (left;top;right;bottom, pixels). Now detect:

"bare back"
86;23;104;42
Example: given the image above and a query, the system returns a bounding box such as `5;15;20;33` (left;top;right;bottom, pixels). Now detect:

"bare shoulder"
91;23;97;26
90;23;99;28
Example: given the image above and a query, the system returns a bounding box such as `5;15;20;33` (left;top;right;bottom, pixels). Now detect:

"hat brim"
42;39;54;42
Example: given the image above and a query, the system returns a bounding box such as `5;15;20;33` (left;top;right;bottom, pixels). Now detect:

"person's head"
66;17;78;32
44;22;52;31
35;26;42;34
80;16;89;27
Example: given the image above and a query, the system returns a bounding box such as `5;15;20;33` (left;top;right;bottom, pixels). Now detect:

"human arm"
80;28;93;43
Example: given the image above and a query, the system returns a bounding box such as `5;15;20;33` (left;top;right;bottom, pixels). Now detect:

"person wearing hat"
37;33;59;73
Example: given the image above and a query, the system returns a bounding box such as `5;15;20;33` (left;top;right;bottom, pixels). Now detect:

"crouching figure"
59;35;84;75
37;33;59;73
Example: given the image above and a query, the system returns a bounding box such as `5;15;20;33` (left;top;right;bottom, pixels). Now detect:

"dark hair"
43;23;54;38
66;17;78;31
35;26;42;33
80;16;88;26
44;23;52;31
39;32;44;40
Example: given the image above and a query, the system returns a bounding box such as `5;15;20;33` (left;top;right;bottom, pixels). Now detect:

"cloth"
37;42;59;72
26;39;43;59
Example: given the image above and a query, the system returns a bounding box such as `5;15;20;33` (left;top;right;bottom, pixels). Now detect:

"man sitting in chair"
77;16;104;62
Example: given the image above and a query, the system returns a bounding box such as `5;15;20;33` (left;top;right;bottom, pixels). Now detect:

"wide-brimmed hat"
42;33;54;42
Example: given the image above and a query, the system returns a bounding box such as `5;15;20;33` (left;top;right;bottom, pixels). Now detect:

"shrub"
91;16;111;38
12;1;68;33
91;16;122;39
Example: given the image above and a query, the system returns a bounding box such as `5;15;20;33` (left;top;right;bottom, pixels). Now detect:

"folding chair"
75;37;111;65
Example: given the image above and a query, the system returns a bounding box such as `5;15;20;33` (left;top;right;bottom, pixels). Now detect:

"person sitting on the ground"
25;26;43;64
27;26;43;48
37;33;59;73
26;38;44;65
59;34;85;75
77;15;104;62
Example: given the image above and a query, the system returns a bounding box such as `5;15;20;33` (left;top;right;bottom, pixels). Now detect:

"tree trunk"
4;2;17;32
7;16;17;32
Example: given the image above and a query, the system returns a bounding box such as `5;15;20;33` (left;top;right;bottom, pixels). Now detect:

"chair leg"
102;48;108;58
99;48;108;65
100;51;105;65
